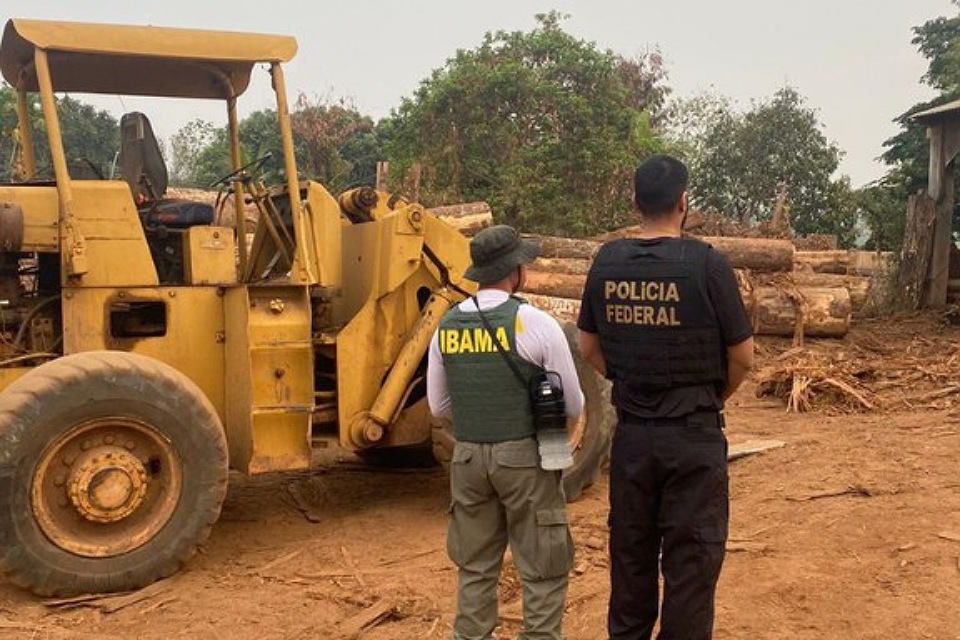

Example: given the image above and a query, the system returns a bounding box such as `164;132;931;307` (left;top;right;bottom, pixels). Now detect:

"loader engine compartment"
0;250;61;361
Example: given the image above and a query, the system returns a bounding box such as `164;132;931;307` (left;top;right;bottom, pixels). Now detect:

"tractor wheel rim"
31;417;182;558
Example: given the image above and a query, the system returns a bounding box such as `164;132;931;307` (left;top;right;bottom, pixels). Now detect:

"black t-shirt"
577;236;753;418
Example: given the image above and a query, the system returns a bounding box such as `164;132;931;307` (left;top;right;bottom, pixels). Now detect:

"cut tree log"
430;202;493;236
753;272;872;314
530;257;593;276
795;250;851;275
752;285;851;338
530;234;794;272
522;293;581;324
524;271;586;300
529;235;600;260
436;211;492;236
701;236;794;273
524;285;850;339
428;201;491;218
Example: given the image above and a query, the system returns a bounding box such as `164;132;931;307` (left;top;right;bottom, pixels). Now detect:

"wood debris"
333;600;398;639
44;578;173;613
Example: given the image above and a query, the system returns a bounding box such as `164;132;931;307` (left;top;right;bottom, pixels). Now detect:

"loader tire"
429;323;615;502
558;322;615;501
0;351;228;597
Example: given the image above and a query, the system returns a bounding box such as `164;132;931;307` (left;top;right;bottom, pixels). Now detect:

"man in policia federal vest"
427;225;584;640
577;155;754;640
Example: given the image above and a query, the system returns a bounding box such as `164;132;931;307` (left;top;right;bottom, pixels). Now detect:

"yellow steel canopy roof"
0;18;298;99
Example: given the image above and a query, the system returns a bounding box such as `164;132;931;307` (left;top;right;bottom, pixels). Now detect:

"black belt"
616;408;722;428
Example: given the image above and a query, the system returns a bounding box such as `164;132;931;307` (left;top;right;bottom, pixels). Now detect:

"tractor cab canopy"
0;18;297;98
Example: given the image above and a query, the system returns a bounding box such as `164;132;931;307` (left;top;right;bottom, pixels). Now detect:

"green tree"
291;95;377;194
1;85;119;181
168;101;380;193
856;175;910;251
879;1;960;247
382;11;668;236
680;86;857;244
169;119;222;185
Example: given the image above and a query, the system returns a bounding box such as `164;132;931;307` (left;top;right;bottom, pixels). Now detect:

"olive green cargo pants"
447;437;574;640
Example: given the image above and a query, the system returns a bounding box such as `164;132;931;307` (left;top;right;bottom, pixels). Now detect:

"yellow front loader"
0;18;612;597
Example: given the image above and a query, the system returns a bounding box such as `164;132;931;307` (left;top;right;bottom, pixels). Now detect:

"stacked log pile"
522;232;890;341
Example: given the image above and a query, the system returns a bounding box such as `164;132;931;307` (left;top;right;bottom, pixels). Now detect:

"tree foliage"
291;95;377;193
381;11;668;236
168;98;380;193
877;1;960;249
672;87;858;245
1;85;119;182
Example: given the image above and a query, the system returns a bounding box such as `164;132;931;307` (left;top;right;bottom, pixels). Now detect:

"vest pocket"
534;508;574;579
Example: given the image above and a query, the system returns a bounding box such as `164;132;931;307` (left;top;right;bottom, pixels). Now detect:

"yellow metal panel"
247;411;311;475
248;346;313;407
61;287;226;419
68;182;158;287
304;181;343;291
224;285;313;474
335;222;380;326
0;367;29;392
0;185;59;252
183;226;237;285
1;19;296;98
245;288;313;345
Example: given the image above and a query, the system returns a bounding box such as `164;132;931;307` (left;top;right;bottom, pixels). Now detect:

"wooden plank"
728;439;786;461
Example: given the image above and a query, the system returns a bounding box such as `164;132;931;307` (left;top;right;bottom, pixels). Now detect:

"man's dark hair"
633;154;689;218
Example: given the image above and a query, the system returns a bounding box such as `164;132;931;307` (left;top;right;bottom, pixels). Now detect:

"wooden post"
924;122;960;308
376;161;389;192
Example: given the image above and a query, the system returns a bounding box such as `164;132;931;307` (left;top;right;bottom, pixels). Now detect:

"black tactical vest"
584;237;726;391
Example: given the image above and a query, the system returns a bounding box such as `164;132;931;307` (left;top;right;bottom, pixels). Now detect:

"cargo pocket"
446;501;465;568
534;508;574;579
694;466;729;544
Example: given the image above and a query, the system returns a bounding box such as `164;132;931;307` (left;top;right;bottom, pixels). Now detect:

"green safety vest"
438;297;542;442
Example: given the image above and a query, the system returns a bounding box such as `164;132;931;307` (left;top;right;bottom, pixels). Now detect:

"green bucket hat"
464;225;540;284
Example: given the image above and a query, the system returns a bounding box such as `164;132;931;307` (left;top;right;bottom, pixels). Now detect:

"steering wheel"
209;152;273;188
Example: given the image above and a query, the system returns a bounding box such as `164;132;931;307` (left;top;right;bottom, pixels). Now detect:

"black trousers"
607;411;728;640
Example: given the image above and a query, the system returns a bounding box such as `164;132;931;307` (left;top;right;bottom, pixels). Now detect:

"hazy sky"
2;1;954;187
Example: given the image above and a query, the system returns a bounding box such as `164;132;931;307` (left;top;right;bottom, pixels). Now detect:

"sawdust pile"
754;314;960;413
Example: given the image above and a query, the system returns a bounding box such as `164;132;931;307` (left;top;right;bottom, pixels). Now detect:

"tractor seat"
120;111;213;228
138;198;215;228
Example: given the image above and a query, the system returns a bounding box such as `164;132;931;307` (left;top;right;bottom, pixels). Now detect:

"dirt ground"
2;314;959;640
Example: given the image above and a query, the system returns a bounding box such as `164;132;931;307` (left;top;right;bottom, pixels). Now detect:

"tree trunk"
753;272;872;314
435;211;492;236
523;284;850;339
751;286;851;339
530;234;793;272
522;293;582;324
429;201;491;218
896;193;938;309
524;271;586;300
530;235;600;260
701;236;795;273
530;257;593;276
794;250;851;274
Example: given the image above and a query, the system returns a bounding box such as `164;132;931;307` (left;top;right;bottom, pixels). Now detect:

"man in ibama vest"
427;224;584;640
578;155;754;640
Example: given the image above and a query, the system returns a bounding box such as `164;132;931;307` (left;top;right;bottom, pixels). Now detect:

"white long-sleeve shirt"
427;289;585;421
